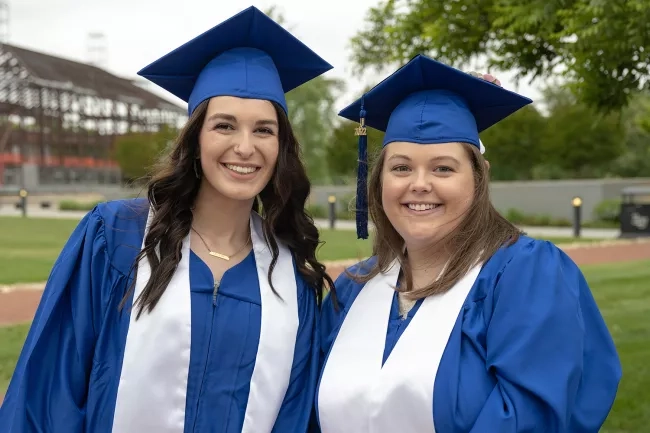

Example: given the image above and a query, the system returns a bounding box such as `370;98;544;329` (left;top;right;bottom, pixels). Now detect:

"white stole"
318;260;482;433
111;209;298;433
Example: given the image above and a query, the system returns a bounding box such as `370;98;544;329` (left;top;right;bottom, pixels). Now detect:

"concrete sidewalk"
313;219;620;239
0;205;620;239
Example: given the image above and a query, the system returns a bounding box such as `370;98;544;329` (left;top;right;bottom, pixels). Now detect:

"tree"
348;0;650;112
609;92;650;177
326;121;384;183
264;5;345;184
535;87;625;178
113;126;178;182
286;76;345;183
479;105;547;180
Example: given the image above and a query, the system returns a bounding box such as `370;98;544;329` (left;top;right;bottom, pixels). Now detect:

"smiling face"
380;141;476;249
197;96;280;202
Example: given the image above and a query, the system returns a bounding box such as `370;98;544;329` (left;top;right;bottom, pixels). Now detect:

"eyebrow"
206;112;278;127
387;153;461;164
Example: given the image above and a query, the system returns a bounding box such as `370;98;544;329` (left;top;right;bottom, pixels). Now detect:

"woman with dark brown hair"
0;7;334;433
313;56;621;433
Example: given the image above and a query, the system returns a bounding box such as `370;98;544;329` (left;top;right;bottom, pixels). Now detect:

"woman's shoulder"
486;234;570;270
89;197;150;274
467;235;579;302
323;256;378;312
94;197;149;227
70;197;147;237
477;234;585;304
336;256;377;282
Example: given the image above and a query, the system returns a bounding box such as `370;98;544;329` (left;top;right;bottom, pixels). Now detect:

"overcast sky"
7;0;543;110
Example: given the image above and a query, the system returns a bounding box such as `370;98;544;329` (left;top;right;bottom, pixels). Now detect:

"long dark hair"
121;99;335;318
349;143;522;299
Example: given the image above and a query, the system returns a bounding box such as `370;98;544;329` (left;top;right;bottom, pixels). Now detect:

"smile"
222;163;260;174
405;203;441;211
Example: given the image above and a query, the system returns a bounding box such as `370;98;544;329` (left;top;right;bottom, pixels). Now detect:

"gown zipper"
213;279;220;306
192;279;220;431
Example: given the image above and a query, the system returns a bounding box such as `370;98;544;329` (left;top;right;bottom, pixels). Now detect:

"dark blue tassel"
355;105;368;239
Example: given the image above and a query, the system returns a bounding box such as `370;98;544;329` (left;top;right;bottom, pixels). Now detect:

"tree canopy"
113;125;176;182
348;0;650;112
266;6;345;183
325;85;648;182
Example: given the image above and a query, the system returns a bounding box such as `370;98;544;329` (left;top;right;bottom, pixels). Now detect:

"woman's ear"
484;160;491;171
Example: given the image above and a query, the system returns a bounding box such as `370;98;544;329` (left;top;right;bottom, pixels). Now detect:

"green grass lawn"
0;216;599;284
0;217;82;285
1;259;648;431
317;229;601;263
0;324;29;397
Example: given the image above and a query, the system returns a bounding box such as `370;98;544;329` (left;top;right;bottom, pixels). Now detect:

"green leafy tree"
286;76;345;183
265;5;345;184
326;121;385;183
348;0;650;112
536;87;625;178
610;92;650;177
480;105;547;180
114;126;178;182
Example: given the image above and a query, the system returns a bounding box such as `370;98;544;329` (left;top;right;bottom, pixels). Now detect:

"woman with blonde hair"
313;56;621;432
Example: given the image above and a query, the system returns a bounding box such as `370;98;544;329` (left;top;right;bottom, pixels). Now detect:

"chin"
394;218;455;248
219;188;260;201
402;230;442;246
219;181;266;200
203;174;270;202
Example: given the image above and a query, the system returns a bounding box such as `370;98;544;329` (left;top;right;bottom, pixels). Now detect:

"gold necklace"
191;227;251;261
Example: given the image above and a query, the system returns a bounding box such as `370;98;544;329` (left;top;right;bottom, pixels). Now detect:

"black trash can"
619;186;650;238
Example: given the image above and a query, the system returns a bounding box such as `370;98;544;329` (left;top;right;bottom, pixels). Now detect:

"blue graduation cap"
137;6;333;115
338;54;533;239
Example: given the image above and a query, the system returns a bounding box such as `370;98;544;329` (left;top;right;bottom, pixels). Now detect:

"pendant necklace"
191;227;250;261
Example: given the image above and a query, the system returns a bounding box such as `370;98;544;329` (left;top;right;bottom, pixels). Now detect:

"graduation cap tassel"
355;106;369;239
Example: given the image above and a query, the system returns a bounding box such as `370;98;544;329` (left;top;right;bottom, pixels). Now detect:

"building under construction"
0;43;186;190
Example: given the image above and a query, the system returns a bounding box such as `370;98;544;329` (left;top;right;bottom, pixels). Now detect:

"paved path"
1;239;648;326
318;219;621;239
1;238;649;405
0;206;621;239
324;238;650;280
0;206;88;220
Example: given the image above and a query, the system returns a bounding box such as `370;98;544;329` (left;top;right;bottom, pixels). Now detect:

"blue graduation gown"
316;236;621;432
0;198;319;433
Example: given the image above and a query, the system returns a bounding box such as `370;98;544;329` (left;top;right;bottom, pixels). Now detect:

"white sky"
6;0;544;111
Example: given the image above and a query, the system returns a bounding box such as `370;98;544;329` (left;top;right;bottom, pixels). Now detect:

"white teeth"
407;203;439;211
225;164;257;174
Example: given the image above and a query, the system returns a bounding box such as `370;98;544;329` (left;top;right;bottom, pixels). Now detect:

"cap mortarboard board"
137;6;333;116
338;54;532;239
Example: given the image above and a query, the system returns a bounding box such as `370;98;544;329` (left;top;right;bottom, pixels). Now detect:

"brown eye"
435;166;453;172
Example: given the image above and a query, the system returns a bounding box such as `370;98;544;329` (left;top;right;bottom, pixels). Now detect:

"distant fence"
309;178;650;222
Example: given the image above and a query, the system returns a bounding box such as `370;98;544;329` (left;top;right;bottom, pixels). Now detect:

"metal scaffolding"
0;43;186;187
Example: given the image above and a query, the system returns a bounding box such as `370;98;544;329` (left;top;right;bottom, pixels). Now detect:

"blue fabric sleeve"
469;241;621;432
0;208;111;432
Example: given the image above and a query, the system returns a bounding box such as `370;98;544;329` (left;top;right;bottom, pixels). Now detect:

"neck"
404;241;449;289
191;182;253;247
